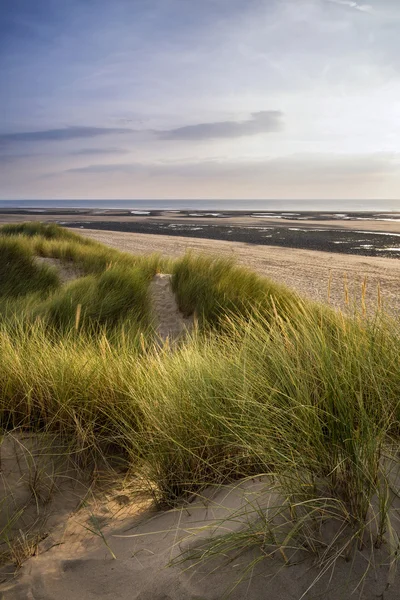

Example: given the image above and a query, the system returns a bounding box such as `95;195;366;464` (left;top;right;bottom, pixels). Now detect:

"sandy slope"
3;478;399;600
80;229;400;313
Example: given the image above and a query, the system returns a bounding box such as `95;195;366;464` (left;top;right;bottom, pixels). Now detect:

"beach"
5;0;400;594
2;208;400;258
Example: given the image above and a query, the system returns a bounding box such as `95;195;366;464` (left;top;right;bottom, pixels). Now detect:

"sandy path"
150;273;193;343
80;229;400;313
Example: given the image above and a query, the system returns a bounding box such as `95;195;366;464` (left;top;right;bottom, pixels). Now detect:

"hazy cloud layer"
0;126;132;143
325;0;374;13
3;152;399;200
1;113;283;147
0;154;26;163
65;152;396;181
71;147;130;156
159;111;283;140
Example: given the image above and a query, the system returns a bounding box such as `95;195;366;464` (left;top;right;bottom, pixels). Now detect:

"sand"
80;228;400;314
150;273;193;343
0;432;151;588
2;476;399;599
0;433;90;580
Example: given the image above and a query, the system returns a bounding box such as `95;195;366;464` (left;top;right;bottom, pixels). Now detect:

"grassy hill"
1;222;399;585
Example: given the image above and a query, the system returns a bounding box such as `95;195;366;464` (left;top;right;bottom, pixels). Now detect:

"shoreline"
2;210;400;259
65;219;400;259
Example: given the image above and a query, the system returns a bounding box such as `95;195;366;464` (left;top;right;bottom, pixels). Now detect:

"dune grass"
0;237;60;298
0;223;168;335
36;265;151;332
171;252;299;328
0;221;84;240
0;222;399;581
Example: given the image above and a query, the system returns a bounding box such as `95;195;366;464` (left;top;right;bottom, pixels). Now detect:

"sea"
0;199;399;212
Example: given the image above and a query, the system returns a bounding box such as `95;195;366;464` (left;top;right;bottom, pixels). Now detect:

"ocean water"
0;199;399;212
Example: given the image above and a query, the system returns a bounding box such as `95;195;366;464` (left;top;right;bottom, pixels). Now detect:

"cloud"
0;126;133;143
0;147;130;163
70;147;130;156
0;154;36;163
158;111;284;141
64;152;396;182
66;163;142;174
11;152;397;200
0;113;283;148
325;0;374;14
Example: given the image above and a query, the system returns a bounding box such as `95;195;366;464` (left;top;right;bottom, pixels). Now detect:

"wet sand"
2;209;400;258
2;208;400;234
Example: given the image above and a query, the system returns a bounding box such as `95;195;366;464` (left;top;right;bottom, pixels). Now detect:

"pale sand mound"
0;433;89;581
2;479;399;600
35;256;83;284
0;432;150;586
150;273;193;343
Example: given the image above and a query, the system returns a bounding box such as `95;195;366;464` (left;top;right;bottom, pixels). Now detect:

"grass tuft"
0;237;59;298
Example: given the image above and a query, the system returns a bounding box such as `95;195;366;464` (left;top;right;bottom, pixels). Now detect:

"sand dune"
2;227;400;599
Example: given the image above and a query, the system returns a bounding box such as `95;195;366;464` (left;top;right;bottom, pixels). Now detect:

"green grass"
0;221;83;240
0;223;168;335
171;252;298;328
0;222;399;583
37;265;151;332
0;237;60;298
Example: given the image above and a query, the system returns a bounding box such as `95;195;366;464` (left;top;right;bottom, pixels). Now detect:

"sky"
1;0;400;201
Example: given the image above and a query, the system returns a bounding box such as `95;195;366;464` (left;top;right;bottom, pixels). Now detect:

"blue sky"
1;0;400;200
